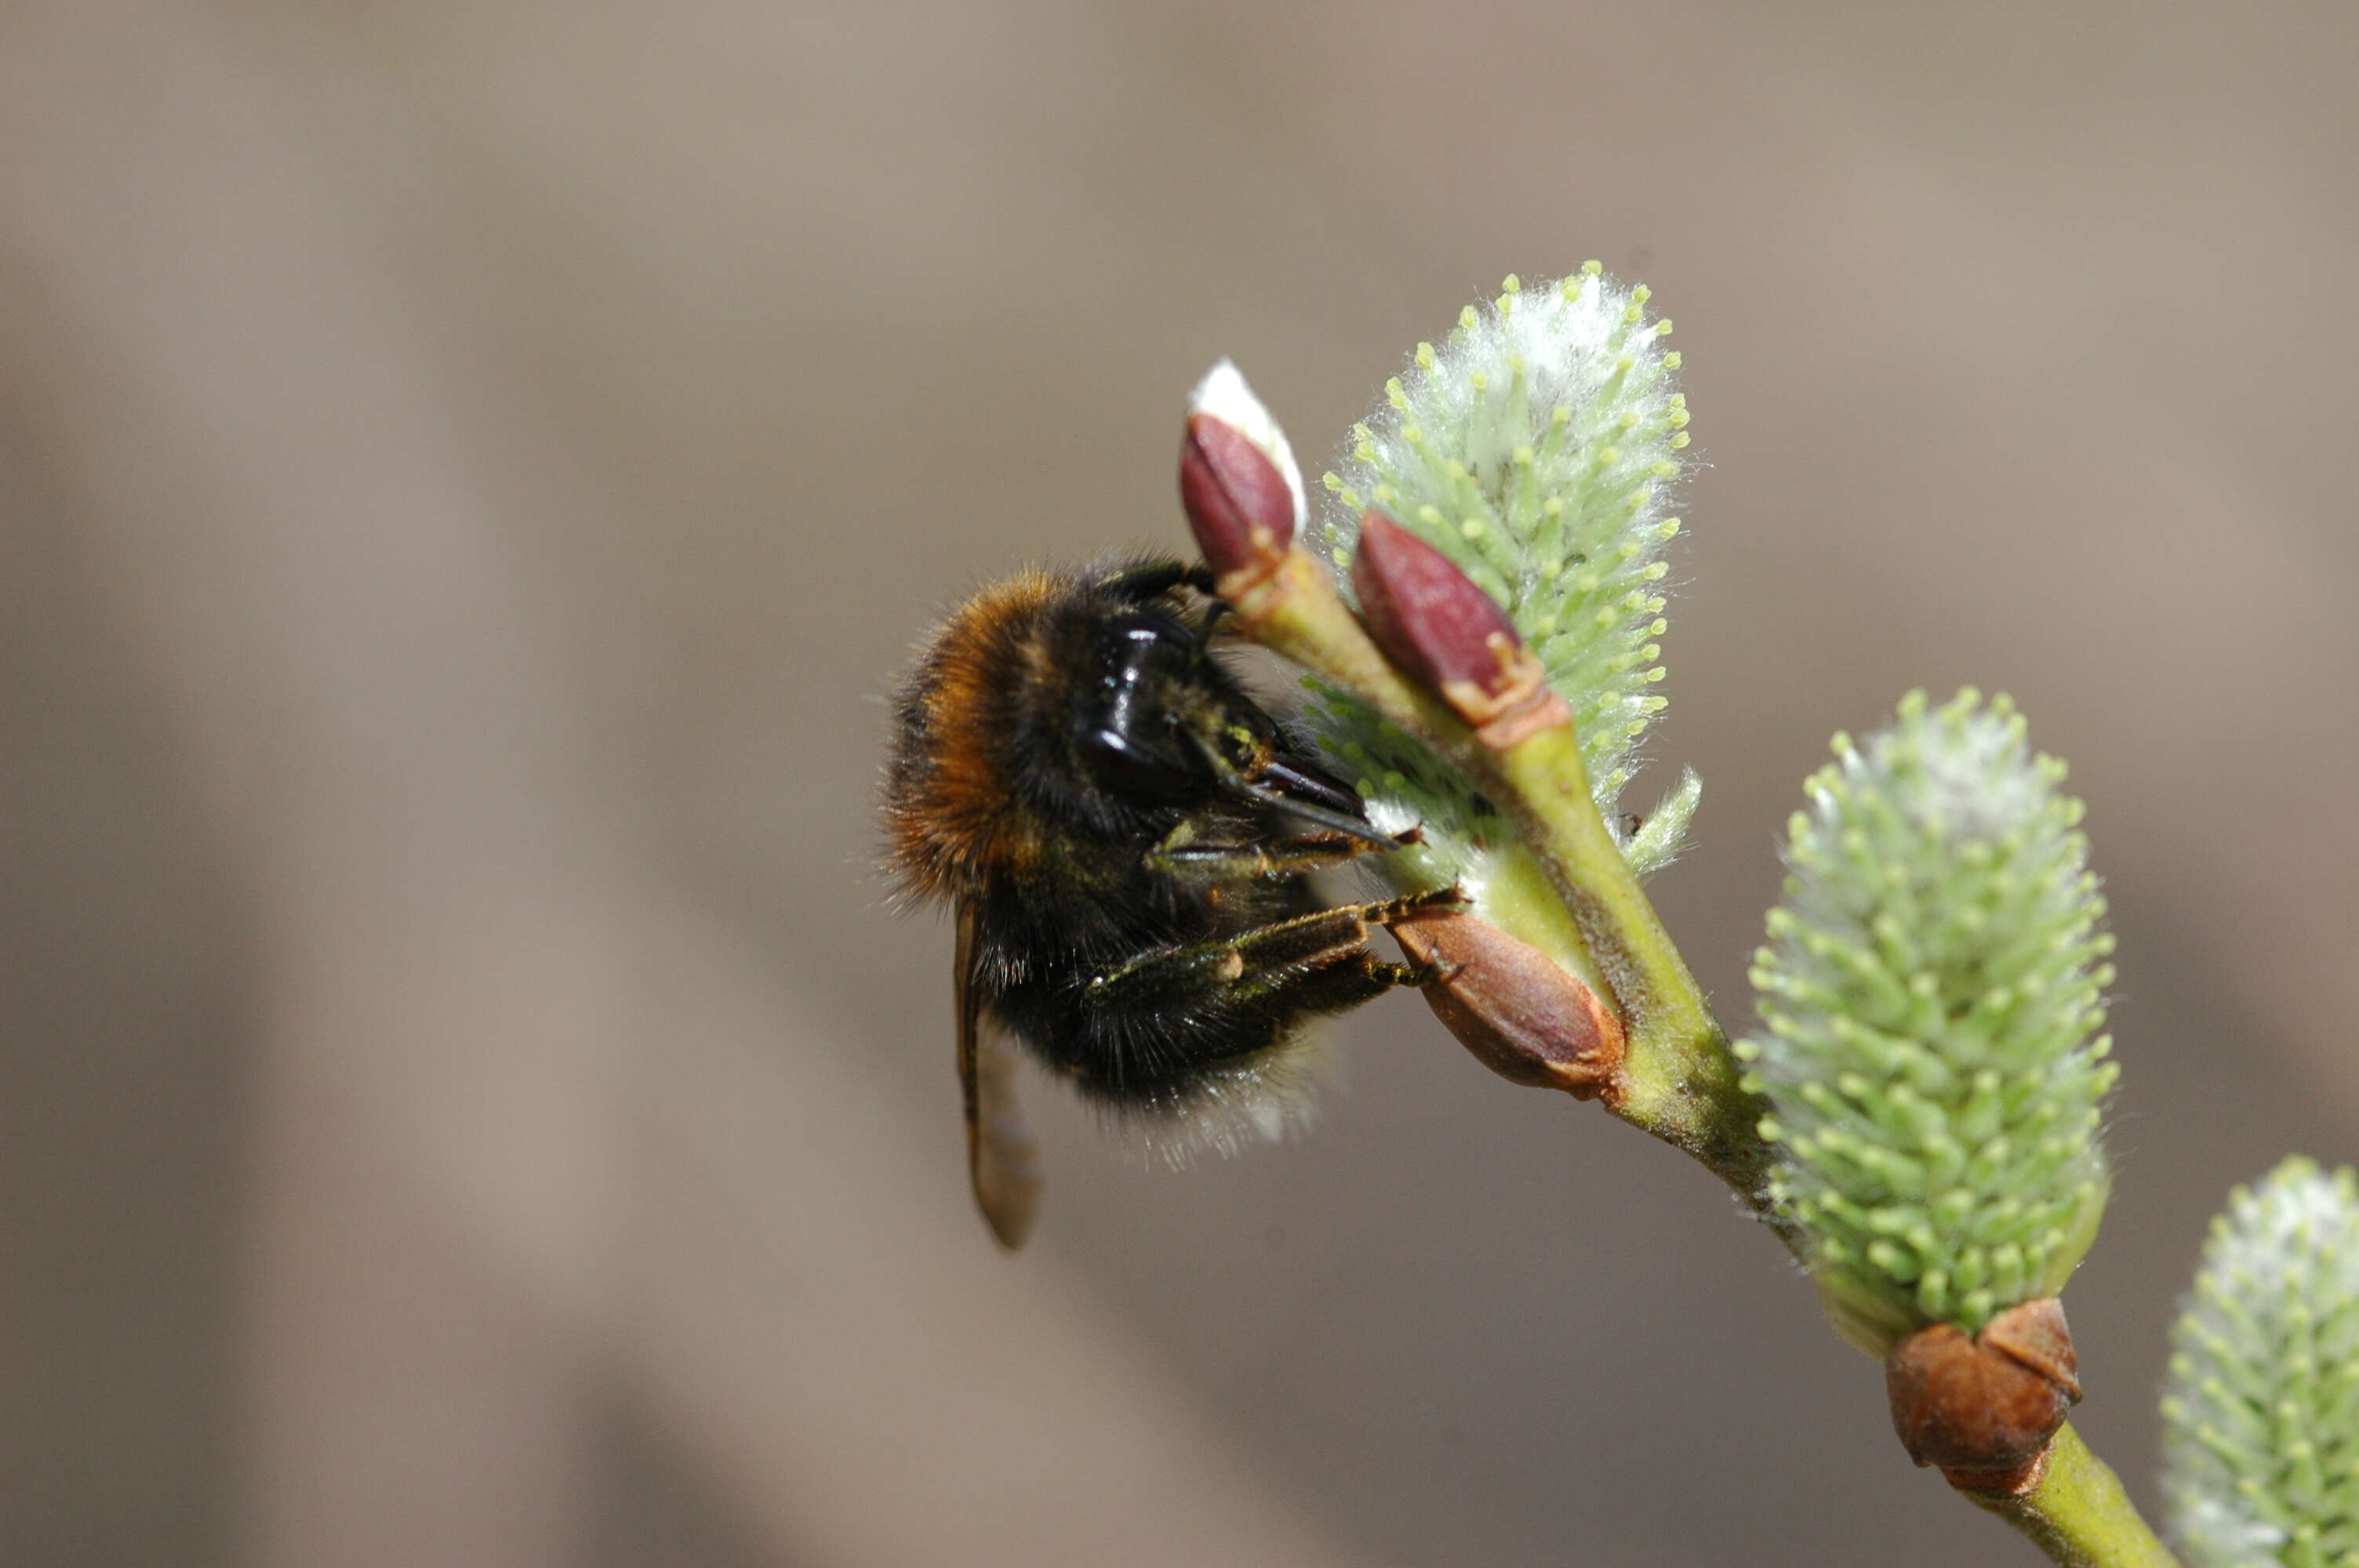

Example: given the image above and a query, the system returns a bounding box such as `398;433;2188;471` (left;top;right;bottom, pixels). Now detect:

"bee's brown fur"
884;567;1062;898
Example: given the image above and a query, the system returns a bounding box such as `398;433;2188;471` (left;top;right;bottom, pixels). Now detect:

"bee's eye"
1085;725;1198;800
1074;612;1208;802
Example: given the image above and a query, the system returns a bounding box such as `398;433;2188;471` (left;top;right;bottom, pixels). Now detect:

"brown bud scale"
1389;908;1623;1098
1885;1298;2080;1483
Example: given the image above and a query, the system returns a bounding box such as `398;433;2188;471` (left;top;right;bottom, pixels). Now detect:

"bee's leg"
1083;888;1463;1011
1146;833;1364;883
1144;822;1419;882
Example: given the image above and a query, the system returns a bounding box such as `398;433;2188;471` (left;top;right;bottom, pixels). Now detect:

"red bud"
1350;511;1569;747
1180;413;1297;582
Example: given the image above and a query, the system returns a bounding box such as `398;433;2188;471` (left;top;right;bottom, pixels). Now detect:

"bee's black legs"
1082;890;1459;1014
1144;827;1414;883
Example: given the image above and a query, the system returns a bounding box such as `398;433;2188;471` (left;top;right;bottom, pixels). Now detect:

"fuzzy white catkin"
2162;1157;2359;1568
1305;269;1696;908
1738;690;2118;1349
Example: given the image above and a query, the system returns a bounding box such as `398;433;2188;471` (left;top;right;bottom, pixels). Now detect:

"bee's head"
1067;606;1251;805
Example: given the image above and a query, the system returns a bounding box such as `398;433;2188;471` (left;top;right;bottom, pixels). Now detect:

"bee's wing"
956;898;1043;1249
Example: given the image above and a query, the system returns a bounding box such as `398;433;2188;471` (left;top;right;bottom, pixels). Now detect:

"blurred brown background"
3;2;2354;1563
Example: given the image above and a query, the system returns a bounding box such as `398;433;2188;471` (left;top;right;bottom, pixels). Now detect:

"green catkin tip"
1744;691;2114;1345
2162;1157;2359;1567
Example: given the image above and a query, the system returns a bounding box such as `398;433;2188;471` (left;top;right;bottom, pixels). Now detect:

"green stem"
1961;1427;2183;1568
1246;558;1764;1194
1243;554;2179;1568
1489;727;1763;1190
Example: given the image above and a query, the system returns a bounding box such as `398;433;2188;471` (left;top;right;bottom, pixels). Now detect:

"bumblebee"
882;557;1449;1247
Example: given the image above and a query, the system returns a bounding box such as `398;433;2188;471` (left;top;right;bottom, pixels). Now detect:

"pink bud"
1350;511;1570;747
1180;415;1296;577
1179;361;1303;583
